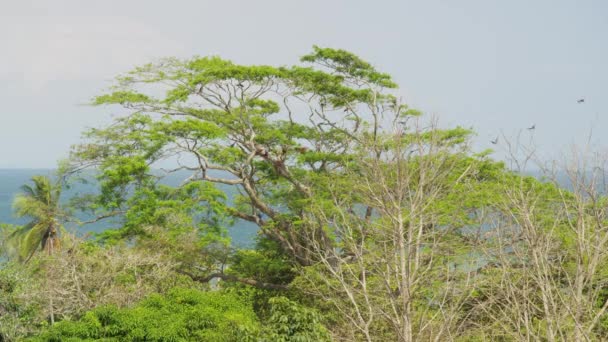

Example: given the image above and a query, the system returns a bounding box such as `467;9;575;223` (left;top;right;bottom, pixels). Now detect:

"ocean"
0;169;258;248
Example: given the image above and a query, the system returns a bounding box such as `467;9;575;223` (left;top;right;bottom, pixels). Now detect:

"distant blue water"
0;169;258;248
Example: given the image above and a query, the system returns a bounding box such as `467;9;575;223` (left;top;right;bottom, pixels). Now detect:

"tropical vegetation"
1;47;608;341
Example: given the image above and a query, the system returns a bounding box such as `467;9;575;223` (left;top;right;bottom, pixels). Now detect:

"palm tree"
7;175;67;324
8;175;65;263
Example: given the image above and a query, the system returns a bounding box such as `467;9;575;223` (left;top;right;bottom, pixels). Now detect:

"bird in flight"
527;124;535;130
490;136;498;144
577;98;585;103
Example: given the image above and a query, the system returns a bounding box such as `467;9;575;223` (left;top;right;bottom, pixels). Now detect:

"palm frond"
19;183;37;198
31;175;53;205
13;194;48;219
6;222;38;261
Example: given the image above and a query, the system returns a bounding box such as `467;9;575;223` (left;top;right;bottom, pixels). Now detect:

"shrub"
31;288;260;342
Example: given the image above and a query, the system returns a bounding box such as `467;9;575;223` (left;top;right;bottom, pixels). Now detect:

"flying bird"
491;137;498;144
237;82;244;88
527;124;536;130
577;98;585;103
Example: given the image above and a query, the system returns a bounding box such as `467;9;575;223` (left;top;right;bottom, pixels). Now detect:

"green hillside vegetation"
2;47;608;341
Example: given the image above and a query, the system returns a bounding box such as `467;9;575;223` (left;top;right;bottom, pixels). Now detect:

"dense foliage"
2;47;608;341
30;288;260;341
19;287;329;342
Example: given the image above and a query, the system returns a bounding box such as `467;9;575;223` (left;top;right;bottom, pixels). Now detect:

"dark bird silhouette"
491;137;498;144
527;124;536;130
256;212;263;221
577;98;585;103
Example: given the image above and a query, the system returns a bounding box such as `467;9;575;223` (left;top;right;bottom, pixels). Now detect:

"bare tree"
474;140;608;341
297;118;485;341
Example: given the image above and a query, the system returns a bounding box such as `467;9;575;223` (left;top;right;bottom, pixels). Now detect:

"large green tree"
71;46;446;267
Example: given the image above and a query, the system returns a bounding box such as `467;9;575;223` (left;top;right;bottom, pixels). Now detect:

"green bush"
30;288;260;342
262;296;331;342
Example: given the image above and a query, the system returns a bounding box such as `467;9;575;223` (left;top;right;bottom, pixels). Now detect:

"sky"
0;0;606;168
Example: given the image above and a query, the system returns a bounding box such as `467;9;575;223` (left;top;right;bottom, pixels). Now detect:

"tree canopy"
72;46;473;267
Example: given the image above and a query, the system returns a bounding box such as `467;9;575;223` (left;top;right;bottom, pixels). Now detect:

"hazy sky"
0;0;606;168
